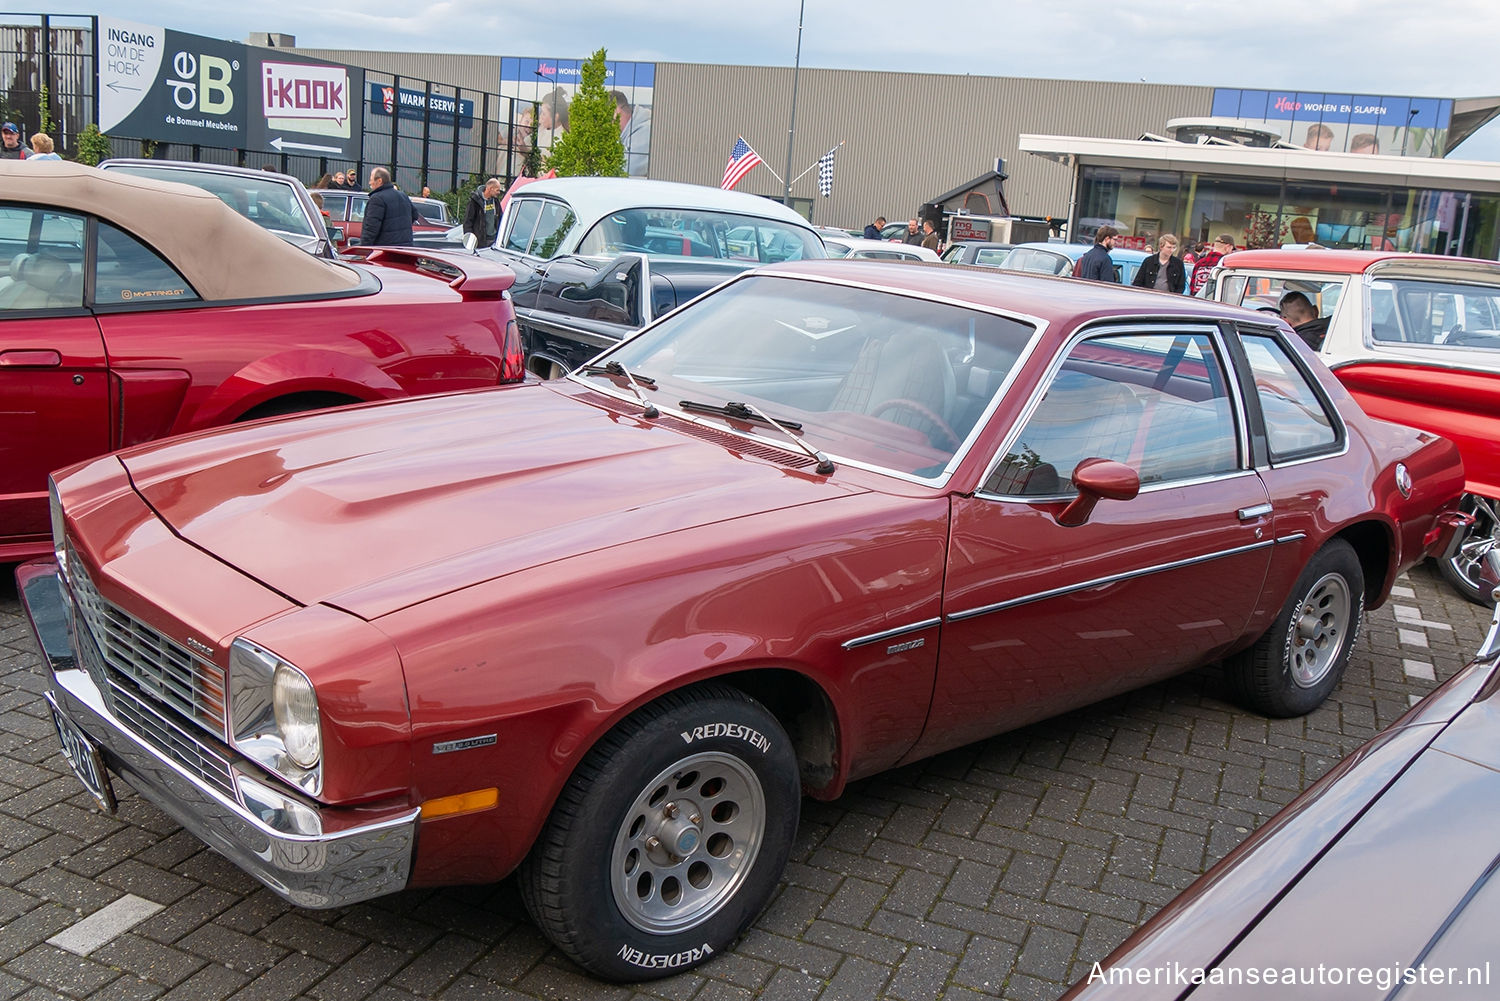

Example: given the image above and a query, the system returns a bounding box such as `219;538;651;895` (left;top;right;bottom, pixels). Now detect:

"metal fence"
2;14;524;196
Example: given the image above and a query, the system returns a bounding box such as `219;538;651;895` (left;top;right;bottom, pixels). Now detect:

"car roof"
1221;247;1500;277
1010;242;1149;262
2;160;359;300
511;177;817;234
760;259;1261;327
101;158;303;186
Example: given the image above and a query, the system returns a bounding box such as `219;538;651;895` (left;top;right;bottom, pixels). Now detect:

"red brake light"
500;317;524;383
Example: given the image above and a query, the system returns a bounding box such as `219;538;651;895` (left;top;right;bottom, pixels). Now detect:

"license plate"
47;696;116;813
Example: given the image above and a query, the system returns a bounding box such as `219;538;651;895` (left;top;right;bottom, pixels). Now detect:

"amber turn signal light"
419;787;499;820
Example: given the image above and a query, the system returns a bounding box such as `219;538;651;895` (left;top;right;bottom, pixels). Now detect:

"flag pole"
790;138;844;185
781;0;805;205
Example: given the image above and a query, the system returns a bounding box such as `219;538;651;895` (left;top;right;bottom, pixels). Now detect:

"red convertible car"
0;161;523;562
1212;249;1500;604
19;263;1467;980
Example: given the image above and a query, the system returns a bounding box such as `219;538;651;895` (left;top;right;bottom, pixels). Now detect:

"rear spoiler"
342;246;516;295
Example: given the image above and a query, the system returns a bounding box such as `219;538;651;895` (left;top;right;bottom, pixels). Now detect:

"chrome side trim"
1276;532;1308;544
946;538;1277;623
842;617;942;651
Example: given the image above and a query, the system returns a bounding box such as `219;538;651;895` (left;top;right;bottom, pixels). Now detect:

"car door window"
94;222;198;305
1222;274;1345;318
529;201;576;258
985;330;1239;496
1239;332;1340;460
503;198;544;255
975;249;1010;266
0;205;86;310
1371;278;1500;349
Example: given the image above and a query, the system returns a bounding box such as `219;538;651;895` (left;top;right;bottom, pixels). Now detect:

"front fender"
191;348;404;426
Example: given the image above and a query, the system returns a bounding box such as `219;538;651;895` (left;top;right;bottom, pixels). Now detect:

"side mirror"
463;232;479;253
1056;458;1140;527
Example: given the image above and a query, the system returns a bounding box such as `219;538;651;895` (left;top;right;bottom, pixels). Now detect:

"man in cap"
1189;233;1236;296
1;122;31;160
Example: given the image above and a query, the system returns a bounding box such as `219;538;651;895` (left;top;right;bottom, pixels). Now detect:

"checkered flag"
816;145;837;197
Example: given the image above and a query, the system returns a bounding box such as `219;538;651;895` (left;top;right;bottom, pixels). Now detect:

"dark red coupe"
19;262;1468;980
0;161;523;561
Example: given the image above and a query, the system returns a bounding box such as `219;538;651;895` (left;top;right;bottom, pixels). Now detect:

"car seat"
829;331;957;443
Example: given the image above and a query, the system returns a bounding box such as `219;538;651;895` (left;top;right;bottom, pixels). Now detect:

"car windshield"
578;208;823;263
104;165;318;239
1370;278;1500;348
594;274;1035;479
413;198;449;224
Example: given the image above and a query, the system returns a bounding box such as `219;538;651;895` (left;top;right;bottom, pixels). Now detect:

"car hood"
120;384;869;619
1191;692;1500;999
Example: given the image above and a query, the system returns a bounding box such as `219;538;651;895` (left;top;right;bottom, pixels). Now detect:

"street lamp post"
782;0;805;206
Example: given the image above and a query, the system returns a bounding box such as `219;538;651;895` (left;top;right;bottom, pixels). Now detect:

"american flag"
816;145;837;197
720;136;763;190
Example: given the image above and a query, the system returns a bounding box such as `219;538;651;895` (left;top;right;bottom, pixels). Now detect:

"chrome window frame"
975;320;1254;503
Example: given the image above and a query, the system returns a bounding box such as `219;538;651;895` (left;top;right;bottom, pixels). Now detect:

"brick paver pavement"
2;563;1492;1001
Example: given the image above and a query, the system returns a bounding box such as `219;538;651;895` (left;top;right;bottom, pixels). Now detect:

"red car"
0;161;523;561
1212;249;1500;603
19;262;1467;980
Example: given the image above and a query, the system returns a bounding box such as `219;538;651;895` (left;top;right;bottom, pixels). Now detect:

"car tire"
518;683;800;981
1438;494;1500;606
1228;539;1363;718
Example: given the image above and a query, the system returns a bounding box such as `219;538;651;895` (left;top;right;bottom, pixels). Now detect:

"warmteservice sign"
98;17;363;157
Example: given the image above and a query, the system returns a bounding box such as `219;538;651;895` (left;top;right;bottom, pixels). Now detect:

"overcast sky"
92;0;1500;159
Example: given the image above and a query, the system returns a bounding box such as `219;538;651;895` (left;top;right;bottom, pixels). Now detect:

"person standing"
1188;233;1235;295
328;171;348;190
1;122;30;159
26;133;61;160
902;218;922;245
921;219;941;252
863;216;886;240
1131;233;1185;293
463;177;502;246
344;168;362;191
360;167;420;246
1075;226;1120;282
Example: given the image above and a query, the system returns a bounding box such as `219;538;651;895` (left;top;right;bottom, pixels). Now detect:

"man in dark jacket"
1279;291;1331;350
1131;233;1186;293
1;122;31;159
361;167;421;246
863;216;886;240
1076;226;1119;283
463;178;501;246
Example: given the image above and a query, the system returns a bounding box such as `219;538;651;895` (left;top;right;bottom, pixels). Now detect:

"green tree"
544;48;625;178
75;124;111;166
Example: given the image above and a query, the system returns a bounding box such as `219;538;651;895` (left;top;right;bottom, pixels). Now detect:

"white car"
822;235;942;263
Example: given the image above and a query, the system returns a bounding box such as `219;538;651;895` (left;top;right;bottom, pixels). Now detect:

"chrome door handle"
1237;503;1273;521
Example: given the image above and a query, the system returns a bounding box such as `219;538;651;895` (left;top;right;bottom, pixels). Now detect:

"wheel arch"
1333;518;1394;609
189;348;405;427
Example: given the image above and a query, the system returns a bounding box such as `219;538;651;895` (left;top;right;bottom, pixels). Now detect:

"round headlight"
272;663;321;769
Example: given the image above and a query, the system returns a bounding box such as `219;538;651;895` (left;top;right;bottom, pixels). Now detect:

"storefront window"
1281;181;1393;250
1178;175;1285;249
1077;166;1183;248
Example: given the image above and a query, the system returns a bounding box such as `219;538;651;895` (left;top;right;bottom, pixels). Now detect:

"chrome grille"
67;548;228;738
108;680;236;799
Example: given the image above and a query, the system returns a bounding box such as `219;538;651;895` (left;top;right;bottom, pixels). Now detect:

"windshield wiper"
678;400;834;474
579;361;659;417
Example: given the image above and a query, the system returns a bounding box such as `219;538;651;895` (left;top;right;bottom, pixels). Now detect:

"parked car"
313;188;453;250
1063;551;1500;1001
941;240;1015;267
99;159;336;258
481;176;827;378
1003;242;1151;284
0;160;524;562
20;261;1466;981
822;235;942;262
879;221;915;241
412;196;452;226
1213;248;1500;604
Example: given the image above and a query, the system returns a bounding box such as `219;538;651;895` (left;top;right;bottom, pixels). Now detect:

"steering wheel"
870;399;962;450
1441;322;1464;344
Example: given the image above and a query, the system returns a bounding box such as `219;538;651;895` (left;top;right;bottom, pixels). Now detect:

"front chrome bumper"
16;559;419;909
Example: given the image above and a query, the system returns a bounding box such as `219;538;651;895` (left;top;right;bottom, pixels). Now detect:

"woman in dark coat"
1132;233;1186;294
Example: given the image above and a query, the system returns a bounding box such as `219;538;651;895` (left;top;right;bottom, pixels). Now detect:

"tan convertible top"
0;160;361;300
